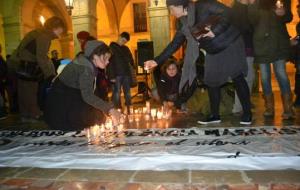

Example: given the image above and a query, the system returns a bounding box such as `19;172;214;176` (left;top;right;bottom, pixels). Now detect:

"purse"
16;60;43;81
15;39;43;81
190;15;221;40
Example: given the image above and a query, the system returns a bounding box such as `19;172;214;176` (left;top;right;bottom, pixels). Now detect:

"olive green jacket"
8;28;56;78
248;1;292;63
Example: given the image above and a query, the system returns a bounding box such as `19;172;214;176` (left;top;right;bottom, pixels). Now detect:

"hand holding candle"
144;60;158;71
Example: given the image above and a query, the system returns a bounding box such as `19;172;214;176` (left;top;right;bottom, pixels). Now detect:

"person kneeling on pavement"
44;40;122;131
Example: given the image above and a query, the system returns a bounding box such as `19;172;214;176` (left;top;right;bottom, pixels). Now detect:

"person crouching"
44;40;122;131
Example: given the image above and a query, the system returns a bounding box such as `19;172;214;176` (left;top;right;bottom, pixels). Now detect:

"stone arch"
1;0;73;57
97;0;130;42
20;0;73;58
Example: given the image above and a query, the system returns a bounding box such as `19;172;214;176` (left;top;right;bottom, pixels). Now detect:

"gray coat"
58;54;113;113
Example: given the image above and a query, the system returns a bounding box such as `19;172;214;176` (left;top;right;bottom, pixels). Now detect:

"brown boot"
281;93;295;120
263;94;274;117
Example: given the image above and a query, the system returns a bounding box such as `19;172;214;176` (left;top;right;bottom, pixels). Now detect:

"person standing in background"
108;32;134;112
50;50;60;72
8;16;65;123
247;0;294;119
231;0;256;115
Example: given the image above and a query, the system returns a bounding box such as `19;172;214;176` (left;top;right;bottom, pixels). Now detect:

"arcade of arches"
0;0;298;90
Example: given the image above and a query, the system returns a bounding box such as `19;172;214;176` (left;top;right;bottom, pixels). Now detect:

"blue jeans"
112;75;131;108
259;59;291;95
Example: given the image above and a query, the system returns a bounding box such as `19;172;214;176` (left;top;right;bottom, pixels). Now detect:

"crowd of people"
0;0;300;130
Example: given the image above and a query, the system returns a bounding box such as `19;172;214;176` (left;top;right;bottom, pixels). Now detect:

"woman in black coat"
144;0;252;125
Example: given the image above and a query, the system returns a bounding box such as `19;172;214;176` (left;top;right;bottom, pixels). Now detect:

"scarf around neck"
178;3;199;92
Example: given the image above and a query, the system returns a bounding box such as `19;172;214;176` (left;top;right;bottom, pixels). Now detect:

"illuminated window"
133;3;147;33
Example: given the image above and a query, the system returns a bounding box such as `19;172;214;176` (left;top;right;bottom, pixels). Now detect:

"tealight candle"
151;108;157;119
143;107;147;114
146;101;151;113
144;114;150;121
157;110;163;119
128;115;134;123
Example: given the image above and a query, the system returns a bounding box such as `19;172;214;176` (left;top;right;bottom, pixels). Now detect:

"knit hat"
166;0;189;7
76;31;90;40
84;40;105;57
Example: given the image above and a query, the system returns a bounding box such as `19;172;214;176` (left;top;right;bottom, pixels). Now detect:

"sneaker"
197;115;221;125
240;114;252;125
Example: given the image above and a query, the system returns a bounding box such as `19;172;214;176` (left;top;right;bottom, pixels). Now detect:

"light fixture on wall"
64;0;74;15
39;15;46;26
154;0;159;6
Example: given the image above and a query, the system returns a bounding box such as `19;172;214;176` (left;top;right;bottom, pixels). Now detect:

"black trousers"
44;79;105;131
208;74;251;117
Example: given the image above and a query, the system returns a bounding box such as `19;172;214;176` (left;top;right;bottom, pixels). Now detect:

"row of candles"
124;101;173;123
86;101;173;144
86;118;125;144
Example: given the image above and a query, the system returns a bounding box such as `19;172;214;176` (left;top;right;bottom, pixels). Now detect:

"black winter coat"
108;42;134;79
157;73;181;102
155;0;240;64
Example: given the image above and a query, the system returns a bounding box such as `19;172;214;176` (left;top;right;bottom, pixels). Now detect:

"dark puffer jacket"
107;42;134;79
157;73;181;102
248;0;292;63
155;0;240;64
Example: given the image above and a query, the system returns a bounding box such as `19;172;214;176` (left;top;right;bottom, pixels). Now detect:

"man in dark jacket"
108;32;134;110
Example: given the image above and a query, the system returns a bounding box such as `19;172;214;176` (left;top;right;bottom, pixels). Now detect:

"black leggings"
208;74;251;116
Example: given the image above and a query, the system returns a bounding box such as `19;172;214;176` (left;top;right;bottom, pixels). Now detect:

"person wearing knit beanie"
76;31;90;51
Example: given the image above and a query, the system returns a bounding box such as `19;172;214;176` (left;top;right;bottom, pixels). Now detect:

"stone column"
71;0;97;54
60;32;74;59
2;16;22;54
148;0;170;56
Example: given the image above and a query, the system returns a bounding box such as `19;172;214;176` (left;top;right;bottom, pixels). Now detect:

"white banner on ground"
0;126;300;170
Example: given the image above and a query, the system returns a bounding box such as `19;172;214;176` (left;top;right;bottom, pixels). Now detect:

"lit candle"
86;128;91;143
151;108;157;119
130;107;134;115
143;107;147;114
276;0;283;8
134;109;139;114
144;114;150;121
157;110;163;119
135;116;140;123
117;124;124;132
146;101;151;113
128;115;134;123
